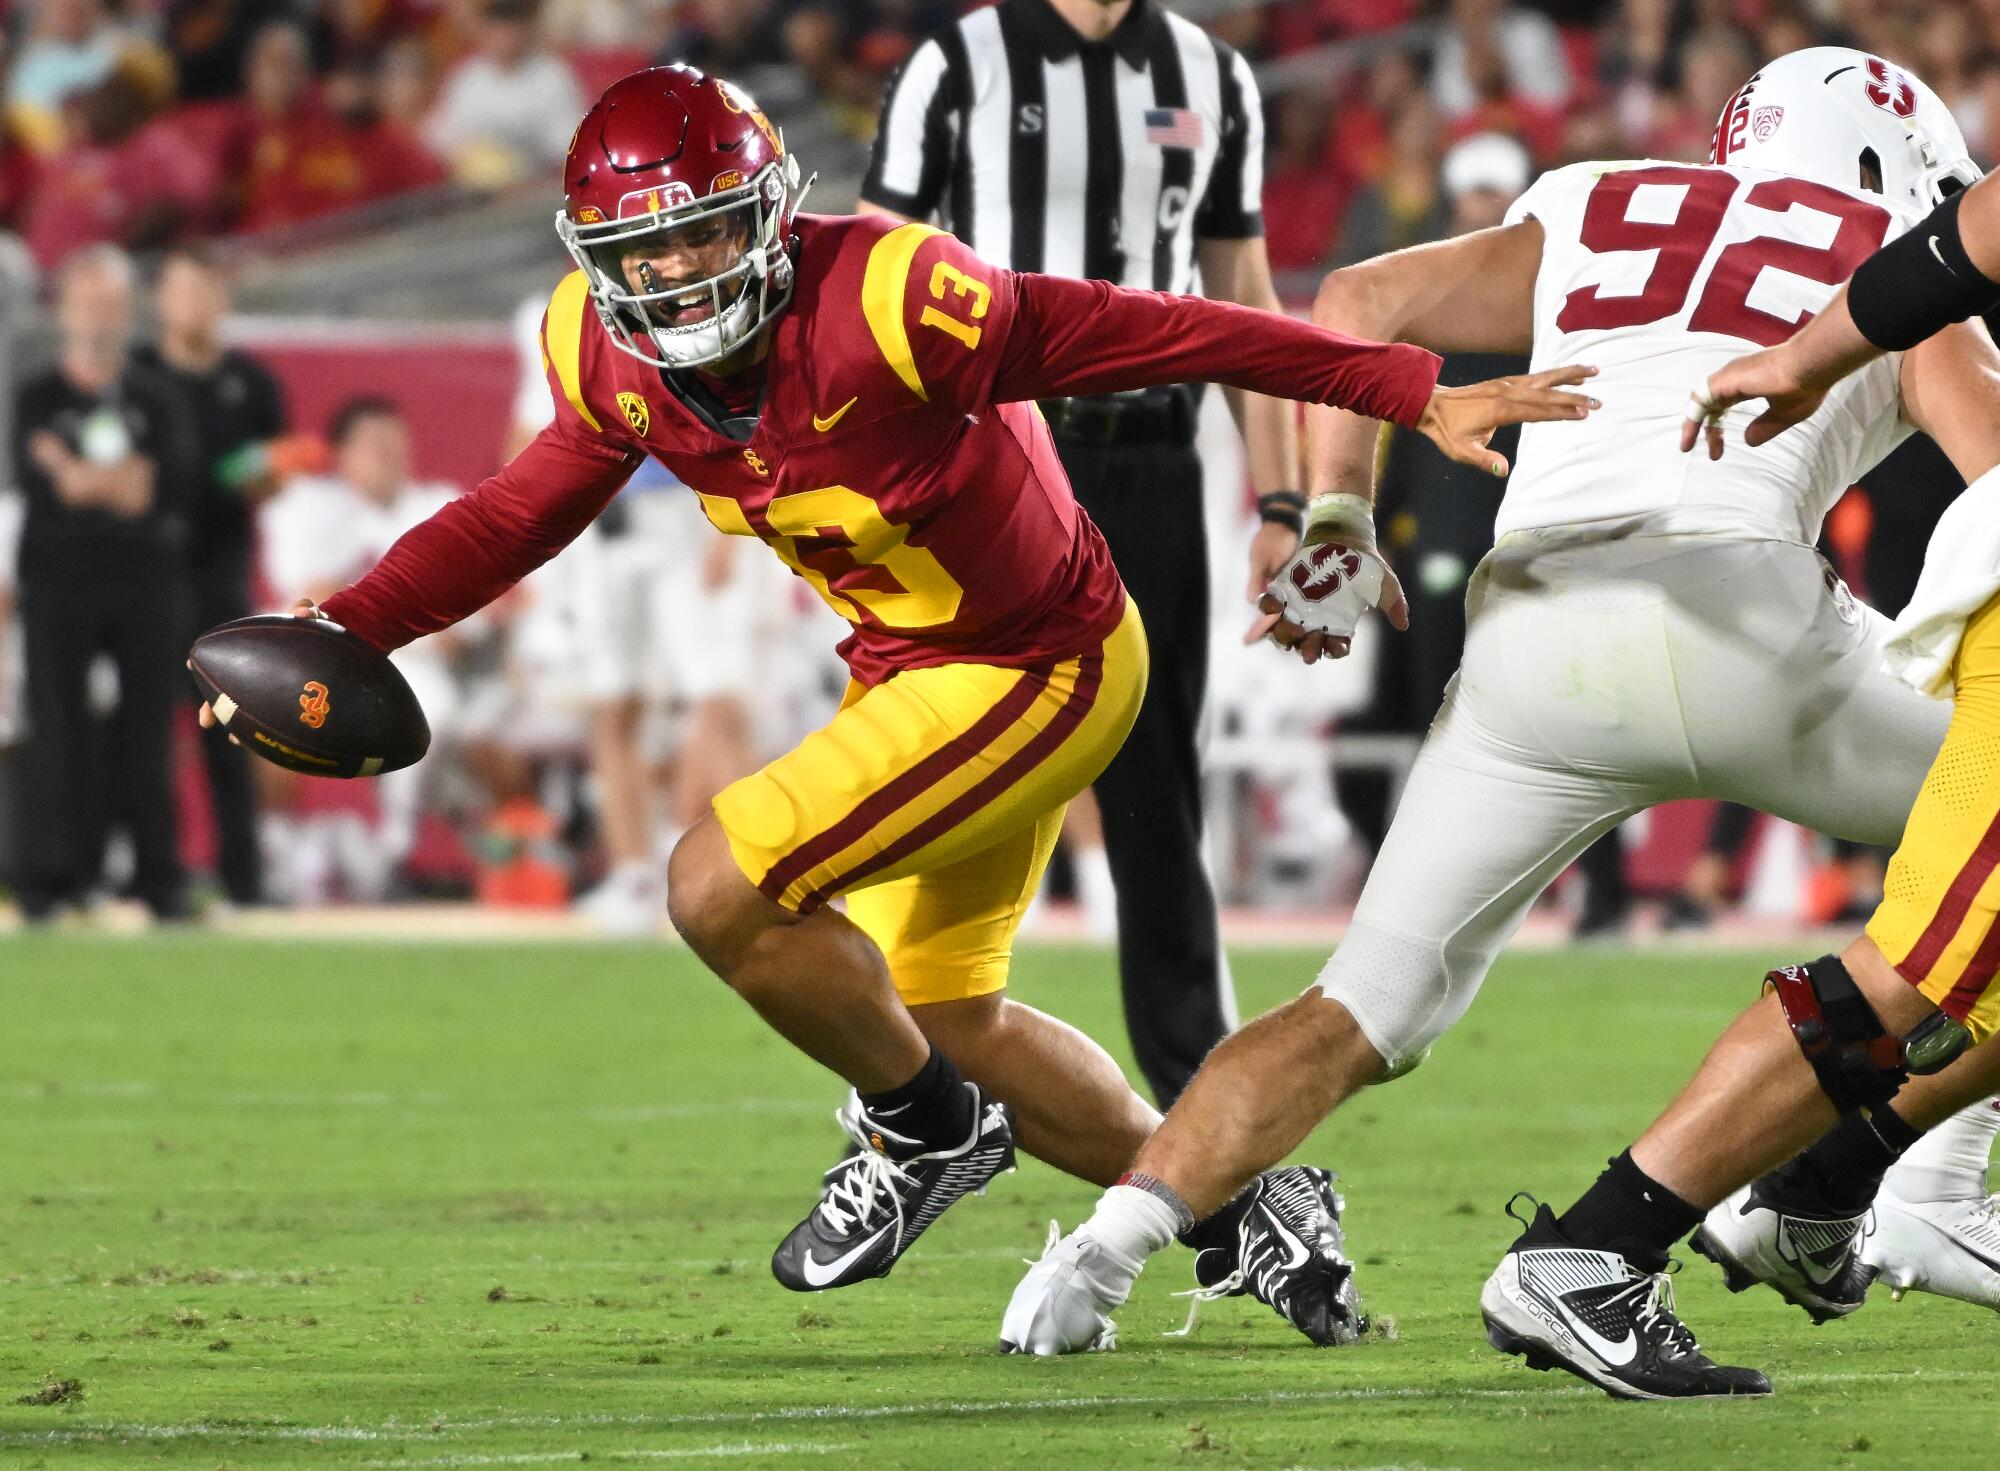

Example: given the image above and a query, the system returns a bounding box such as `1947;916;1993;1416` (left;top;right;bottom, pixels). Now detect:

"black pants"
1058;435;1230;1106
16;568;186;917
189;566;263;903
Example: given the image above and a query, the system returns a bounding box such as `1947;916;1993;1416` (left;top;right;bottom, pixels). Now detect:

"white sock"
1886;1095;2000;1202
1084;1183;1180;1262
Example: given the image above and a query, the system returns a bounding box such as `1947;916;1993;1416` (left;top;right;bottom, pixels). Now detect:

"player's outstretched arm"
317;423;639;653
1686;173;2000;458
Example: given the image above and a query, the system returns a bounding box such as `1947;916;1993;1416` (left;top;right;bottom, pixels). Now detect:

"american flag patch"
1144;108;1204;150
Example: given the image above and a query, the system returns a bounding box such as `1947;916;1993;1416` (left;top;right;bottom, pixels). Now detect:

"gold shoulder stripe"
861;222;944;403
544;270;604;433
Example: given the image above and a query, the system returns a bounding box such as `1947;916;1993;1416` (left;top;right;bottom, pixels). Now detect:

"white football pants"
1323;530;1953;1067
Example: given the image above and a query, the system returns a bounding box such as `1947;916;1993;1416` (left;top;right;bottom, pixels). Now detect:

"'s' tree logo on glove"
1290;544;1364;603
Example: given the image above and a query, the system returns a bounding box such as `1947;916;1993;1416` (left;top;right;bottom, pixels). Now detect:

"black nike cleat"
1690;1165;1874;1323
770;1085;1014;1292
1479;1197;1771;1400
1175;1166;1363;1345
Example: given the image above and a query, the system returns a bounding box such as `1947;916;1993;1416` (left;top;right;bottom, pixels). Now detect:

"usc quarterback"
307;65;1594;1324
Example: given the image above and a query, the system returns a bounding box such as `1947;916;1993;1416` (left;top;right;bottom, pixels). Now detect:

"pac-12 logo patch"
617;391;651;436
1751;105;1783;140
299;680;331;729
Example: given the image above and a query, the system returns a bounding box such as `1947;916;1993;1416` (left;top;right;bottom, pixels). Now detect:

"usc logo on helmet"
299;681;331;729
617;392;651;436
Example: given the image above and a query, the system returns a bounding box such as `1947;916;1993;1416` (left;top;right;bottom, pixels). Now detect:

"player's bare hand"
1680;343;1828;460
1242;520;1301;638
1416;365;1599;477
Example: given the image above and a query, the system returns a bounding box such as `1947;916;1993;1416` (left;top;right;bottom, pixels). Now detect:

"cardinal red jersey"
320;214;1439;676
539;213;1122;685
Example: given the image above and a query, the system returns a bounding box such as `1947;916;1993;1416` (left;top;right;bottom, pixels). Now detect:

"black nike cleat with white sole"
1177;1166;1363;1345
770;1084;1014;1292
1689;1166;1874;1323
1480;1197;1771;1400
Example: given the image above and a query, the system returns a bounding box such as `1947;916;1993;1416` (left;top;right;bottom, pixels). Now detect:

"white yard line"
7;1370;1994;1448
362;1444;857;1468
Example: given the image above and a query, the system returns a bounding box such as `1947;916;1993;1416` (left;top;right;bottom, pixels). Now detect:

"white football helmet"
1710;46;1980;210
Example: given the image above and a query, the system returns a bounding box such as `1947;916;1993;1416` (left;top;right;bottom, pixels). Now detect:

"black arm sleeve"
1849;190;2000;351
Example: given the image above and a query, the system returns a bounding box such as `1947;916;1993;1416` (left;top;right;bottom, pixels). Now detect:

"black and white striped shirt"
860;0;1263;294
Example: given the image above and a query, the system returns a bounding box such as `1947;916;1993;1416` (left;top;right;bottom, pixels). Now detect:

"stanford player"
244;66;1589;1324
1006;47;2000;1394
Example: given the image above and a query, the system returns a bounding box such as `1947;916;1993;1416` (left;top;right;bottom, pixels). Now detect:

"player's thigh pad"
1868;592;2000;1044
712;600;1145;914
845;805;1064;1005
1316;687;1644;1068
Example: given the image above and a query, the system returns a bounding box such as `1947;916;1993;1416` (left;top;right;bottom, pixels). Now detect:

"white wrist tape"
1304;492;1378;549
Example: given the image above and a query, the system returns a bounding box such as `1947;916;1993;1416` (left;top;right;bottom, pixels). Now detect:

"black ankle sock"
1795;1106;1924;1215
1557;1150;1704;1272
858;1047;974;1152
1178;1185;1253;1253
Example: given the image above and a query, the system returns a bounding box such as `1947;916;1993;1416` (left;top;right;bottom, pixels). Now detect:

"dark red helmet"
556;65;809;368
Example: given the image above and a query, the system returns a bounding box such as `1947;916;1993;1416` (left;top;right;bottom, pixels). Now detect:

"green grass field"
2;935;1995;1470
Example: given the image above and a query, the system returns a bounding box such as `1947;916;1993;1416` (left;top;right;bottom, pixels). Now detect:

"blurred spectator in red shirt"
1647;25;1751;161
0;115;44;230
8;0;136;152
424;0;583;191
1262;92;1348;278
1431;0;1572;122
1324;49;1425;190
222;20;446;234
1335;92;1447;265
1443;28;1565;160
23;64;219;269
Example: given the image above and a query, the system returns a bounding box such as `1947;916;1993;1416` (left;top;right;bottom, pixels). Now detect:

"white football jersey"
1499;159;1922;544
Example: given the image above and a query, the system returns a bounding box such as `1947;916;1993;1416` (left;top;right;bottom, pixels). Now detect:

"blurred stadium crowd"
0;0;1989;934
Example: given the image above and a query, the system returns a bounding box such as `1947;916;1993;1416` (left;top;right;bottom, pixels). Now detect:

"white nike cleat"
1862;1187;2000;1311
1689;1177;1873;1323
998;1223;1142;1355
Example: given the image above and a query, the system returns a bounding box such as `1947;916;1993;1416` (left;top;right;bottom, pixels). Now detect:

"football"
187;614;430;778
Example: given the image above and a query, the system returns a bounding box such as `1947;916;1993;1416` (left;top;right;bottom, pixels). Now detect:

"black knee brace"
1765;955;1908;1112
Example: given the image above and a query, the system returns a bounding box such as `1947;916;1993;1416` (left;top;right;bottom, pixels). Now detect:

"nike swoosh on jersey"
814;397;859;432
800;1225;893;1287
1559;1301;1639;1368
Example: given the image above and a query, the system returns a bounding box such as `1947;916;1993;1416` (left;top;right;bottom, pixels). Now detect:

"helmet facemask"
557;153;810;370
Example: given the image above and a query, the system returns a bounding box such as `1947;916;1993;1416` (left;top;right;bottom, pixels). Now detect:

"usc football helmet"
1709;47;1979;212
557;65;810;369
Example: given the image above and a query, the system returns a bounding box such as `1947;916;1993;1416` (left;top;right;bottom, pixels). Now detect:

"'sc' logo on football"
617;391;650;436
742;448;769;476
1290;545;1362;603
299;681;330;729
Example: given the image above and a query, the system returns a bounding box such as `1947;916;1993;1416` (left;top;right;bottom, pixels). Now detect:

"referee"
862;0;1303;1105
